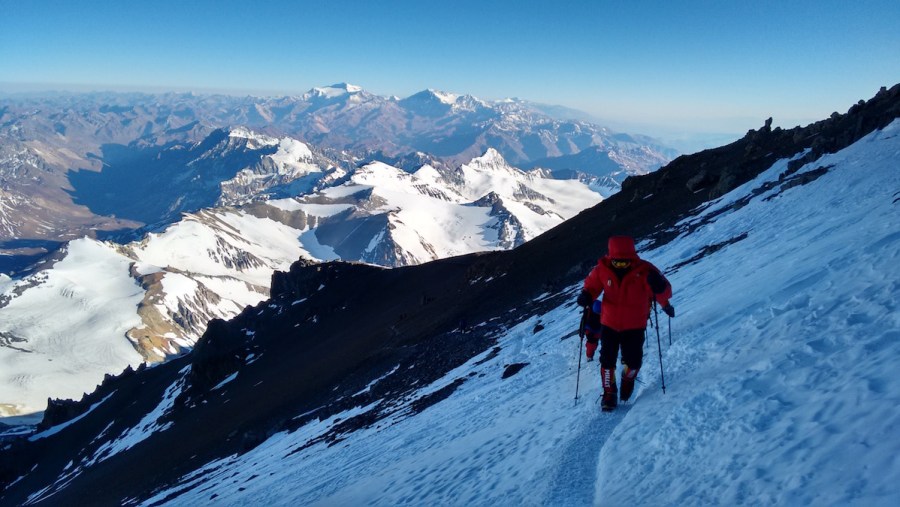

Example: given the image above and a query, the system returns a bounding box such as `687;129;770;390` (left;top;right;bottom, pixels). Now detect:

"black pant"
598;326;646;371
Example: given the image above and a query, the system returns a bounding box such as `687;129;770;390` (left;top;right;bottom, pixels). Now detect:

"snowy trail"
546;394;632;506
546;326;663;505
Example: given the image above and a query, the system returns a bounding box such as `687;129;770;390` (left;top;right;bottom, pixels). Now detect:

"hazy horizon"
0;80;766;152
3;0;898;151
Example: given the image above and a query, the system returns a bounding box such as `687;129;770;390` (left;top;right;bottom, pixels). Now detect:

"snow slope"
138;120;900;505
595;118;900;506
304;150;603;264
130;209;308;288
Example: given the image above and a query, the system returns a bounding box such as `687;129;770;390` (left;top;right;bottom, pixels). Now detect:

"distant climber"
576;236;673;411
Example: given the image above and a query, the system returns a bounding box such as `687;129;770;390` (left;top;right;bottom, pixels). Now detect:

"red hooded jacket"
583;236;672;331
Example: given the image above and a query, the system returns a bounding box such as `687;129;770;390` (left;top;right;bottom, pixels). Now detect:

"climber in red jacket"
576;235;673;411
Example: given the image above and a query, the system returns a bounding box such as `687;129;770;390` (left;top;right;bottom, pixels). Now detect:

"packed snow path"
547;385;633;505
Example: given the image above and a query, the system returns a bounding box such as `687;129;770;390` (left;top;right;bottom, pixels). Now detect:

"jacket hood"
607;235;638;260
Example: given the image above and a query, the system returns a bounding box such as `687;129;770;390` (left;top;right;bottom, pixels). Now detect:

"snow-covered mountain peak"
400;89;489;115
226;127;313;162
227;126;261;140
350;160;410;186
411;163;441;181
472;147;505;163
306;82;364;100
426;89;459;105
404;88;460;103
463;148;513;172
270;137;314;163
337;82;363;93
227;127;279;147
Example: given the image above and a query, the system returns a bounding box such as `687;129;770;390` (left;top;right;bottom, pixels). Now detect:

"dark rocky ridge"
1;84;897;506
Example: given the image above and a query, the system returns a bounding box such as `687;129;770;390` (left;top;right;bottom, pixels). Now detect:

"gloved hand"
662;304;675;318
576;290;593;307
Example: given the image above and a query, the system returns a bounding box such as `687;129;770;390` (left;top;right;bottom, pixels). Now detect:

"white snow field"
140;120;900;505
0;240;145;421
0;209;311;420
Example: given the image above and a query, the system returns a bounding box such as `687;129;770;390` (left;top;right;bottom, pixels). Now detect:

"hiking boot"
600;367;618;411
585;341;597;362
620;366;639;402
601;390;618;411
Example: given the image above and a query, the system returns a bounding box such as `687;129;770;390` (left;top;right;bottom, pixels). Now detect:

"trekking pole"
574;305;588;404
653;302;667;394
668;315;672;347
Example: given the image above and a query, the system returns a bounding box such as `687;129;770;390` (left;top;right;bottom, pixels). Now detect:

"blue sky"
2;0;898;138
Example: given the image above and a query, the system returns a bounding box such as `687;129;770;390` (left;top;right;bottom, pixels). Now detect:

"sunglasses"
611;259;632;269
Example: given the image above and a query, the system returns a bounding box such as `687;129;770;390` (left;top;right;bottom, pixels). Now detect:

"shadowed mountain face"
61;128;351;233
0;85;897;505
68;134;246;224
0;240;63;274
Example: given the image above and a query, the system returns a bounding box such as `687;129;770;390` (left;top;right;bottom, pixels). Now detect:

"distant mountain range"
0;85;675;246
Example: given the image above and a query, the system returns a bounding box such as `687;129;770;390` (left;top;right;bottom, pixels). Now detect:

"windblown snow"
140;120;900;505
